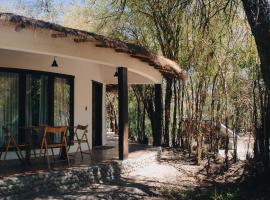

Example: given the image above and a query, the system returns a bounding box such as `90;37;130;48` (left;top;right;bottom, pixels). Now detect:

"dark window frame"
0;67;75;145
92;80;103;147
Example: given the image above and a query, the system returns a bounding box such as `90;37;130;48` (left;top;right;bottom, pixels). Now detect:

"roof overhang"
0;13;185;82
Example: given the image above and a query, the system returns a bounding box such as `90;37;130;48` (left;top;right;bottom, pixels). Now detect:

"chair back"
74;124;88;138
1;127;23;161
45;126;67;133
44;127;67;143
2;127;12;137
1;127;9;146
76;124;88;132
72;124;91;159
44;126;67;135
40;126;69;168
2;127;15;144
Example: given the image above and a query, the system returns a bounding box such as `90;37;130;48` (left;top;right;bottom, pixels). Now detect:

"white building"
0;13;184;160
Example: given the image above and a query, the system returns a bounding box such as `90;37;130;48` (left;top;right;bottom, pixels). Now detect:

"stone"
0;149;160;199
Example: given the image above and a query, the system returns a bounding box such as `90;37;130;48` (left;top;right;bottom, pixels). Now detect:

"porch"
0;133;158;178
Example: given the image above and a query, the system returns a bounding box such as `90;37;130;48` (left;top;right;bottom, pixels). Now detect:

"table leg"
25;130;32;164
60;146;68;159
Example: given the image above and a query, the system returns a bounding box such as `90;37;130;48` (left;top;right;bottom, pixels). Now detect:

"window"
0;68;74;146
25;74;49;145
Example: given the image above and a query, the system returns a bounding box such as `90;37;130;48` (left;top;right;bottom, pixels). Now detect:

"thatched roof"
0;13;185;79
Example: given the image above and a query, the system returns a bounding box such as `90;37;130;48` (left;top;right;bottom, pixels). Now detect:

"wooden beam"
130;54;152;59
118;67;129;160
51;33;67;38
14;23;26;32
154;84;162;146
115;48;131;53
95;43;109;48
74;37;96;43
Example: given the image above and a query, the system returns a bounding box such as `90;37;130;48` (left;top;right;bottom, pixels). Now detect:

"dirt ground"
31;149;247;200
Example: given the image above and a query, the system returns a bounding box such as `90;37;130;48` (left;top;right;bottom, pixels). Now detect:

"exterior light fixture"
114;71;118;77
51;56;58;67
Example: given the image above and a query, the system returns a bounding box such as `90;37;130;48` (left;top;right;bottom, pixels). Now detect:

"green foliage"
63;0;109;32
60;0;260;143
128;89;138;139
128;87;152;142
6;0;261;146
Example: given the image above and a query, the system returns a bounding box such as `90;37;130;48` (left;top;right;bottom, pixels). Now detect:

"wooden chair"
70;125;91;160
0;127;24;162
40;126;69;169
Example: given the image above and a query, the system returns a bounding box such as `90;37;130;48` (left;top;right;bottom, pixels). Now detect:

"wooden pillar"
154;84;162;146
118;67;129;160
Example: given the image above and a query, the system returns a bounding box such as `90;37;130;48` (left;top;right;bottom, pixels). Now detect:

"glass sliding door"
0;72;19;146
26;75;49;126
54;77;72;142
0;67;74;147
25;74;49;145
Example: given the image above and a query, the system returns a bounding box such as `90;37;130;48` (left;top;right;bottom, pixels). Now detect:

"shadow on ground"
26;177;161;200
159;157;270;200
5;148;269;200
160;176;270;200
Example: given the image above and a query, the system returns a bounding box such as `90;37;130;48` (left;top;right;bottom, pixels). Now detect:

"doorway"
92;81;103;147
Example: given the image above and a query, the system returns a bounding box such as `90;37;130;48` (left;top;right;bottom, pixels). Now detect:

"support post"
154;84;162;146
118;67;129;160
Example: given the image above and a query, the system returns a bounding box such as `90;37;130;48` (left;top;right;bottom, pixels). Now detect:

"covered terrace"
0;13;184;171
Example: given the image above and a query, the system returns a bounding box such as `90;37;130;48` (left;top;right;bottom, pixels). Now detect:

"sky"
0;0;85;16
0;0;85;23
0;0;13;6
0;0;83;7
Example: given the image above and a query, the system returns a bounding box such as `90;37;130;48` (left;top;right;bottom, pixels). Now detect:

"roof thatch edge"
0;13;186;80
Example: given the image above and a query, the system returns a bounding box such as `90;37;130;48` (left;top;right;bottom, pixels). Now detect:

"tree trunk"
264;96;270;171
164;78;173;146
136;97;142;142
172;80;177;147
242;0;270;172
142;105;146;141
197;132;203;165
